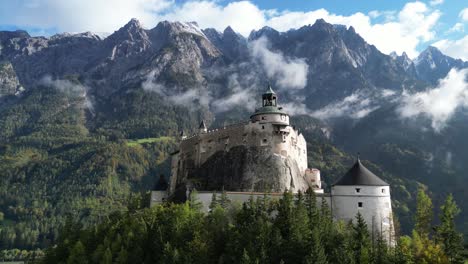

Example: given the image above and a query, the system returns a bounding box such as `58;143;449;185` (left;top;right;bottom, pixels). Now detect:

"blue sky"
0;0;466;59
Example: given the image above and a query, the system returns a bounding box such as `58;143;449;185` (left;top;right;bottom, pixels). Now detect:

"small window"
358;202;363;208
263;139;267;143
381;188;385;193
262;125;265;129
262;116;266;120
355;188;361;193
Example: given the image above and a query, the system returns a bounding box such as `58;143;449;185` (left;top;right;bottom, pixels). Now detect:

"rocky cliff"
186;146;310;193
0;61;22;96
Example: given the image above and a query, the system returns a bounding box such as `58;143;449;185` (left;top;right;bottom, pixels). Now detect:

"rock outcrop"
186;146;309;193
0;61;22;96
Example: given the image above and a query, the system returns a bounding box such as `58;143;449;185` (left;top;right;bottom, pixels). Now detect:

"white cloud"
429;0;444;6
249;37;308;90
211;74;257;113
447;23;464;33
142;70;213;107
180;1;442;57
0;0;173;33
433;36;468;61
460;8;468;21
398;68;468;131
310;92;379;119
158;1;266;36
143;69;258;113
40;75;94;112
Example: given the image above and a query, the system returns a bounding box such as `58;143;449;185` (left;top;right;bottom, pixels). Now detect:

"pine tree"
305;227;328;264
305;188;319;227
352;212;371;264
66;241;88;264
219;190;231;209
116;247;128;264
435;194;464;264
101;248;112;264
414;188;433;238
393;236;414;264
240;248;252;264
209;192;218;211
189;190;203;211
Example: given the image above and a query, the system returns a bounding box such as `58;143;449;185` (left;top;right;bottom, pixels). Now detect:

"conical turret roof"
333;158;389;186
199;120;207;129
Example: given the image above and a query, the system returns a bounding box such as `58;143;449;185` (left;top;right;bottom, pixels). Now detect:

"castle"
152;85;394;244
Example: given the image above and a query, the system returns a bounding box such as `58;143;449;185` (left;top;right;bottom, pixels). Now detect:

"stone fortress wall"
169;105;311;195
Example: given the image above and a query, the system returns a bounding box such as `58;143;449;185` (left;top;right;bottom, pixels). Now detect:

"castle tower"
199;120;207;134
250;85;289;126
331;157;395;245
180;130;187;140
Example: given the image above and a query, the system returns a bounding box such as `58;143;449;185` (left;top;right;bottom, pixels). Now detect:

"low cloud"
40;76;94;112
142;70;213;107
250;37;308;90
310;92;380;119
398;68;468;131
143;69;259;113
211;73;257;113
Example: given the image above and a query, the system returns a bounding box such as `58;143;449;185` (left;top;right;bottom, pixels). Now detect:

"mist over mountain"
0;18;468;249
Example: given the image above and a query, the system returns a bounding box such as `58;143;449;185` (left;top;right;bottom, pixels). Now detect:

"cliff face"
0;61;22;96
186;145;310;193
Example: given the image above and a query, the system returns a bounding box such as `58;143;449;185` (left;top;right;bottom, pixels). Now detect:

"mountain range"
0;18;467;249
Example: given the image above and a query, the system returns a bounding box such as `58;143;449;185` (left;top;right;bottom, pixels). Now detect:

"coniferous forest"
31;189;464;264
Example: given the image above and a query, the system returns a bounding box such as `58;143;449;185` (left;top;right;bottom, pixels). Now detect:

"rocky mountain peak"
0;30;31;43
223;26;236;35
312;18;335;31
415;46;443;64
106;18;147;43
248;26;280;41
125;18;143;30
414;46;467;84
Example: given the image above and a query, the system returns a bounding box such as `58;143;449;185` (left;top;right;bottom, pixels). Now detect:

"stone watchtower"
250;85;290;126
331;157;395;245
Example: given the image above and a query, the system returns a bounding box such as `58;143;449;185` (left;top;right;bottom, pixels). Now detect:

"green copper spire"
265;83;276;95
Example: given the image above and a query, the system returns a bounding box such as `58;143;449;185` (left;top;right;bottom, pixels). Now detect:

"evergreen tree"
66;241;88;264
374;233;390;264
101;247;112;264
415;188;433;238
393;236;414;264
219;190;231;209
189;190;203;211
305;188;319;227
240;248;252;264
305;227;328;264
209;192;218;211
435;194;464;264
116;247;128;264
352;212;371;264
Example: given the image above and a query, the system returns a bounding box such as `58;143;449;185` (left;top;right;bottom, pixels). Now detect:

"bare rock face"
186;145;309;193
0;61;22;96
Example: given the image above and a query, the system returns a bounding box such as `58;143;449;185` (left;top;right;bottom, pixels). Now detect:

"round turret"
331;157;394;245
250;84;289;125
